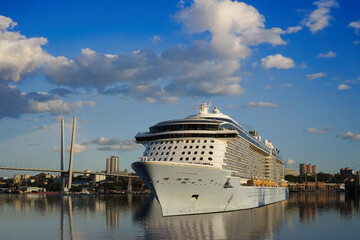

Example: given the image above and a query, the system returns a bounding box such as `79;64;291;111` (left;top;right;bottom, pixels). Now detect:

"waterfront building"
284;168;299;176
312;165;317;174
106;156;119;174
299;163;307;175
307;164;312;175
299;163;317;175
340;168;354;176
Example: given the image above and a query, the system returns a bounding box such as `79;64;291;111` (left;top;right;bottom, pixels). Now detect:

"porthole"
188;151;191;154
168;146;171;149
156;153;158;156
177;141;180;143
174;146;178;149
189;146;193;149
161;141;163;144
153;158;156;161
182;151;185;155
180;157;183;161
153;147;155;150
166;152;169;155
200;157;203;160
164;158;167;161
161;152;164;155
186;157;189;161
172;152;175;155
191;140;195;143
204;140;207;143
197;140;200;143
203;146;206;148
170;158;173;161
209;151;213;155
208;157;213;161
184;146;187;149
158;147;161;150
163;146;166;150
150;153;153;156
201;151;204;154
210;140;214;143
159;158;161;161
192;157;196;160
210;145;214;149
196;146;199;149
186;140;189;143
194;151;197;154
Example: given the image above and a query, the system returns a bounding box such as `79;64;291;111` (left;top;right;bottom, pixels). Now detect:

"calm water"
0;192;359;240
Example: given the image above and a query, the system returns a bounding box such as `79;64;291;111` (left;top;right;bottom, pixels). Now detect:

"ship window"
150;153;153;156
197;140;200;143
190;146;193;149
184;146;187;149
177;141;180;143
158;147;161;150
201;151;204;154
200;157;203;160
184;178;189;180
161;152;164;155
170;141;173;144
196;146;199;149
203;146;206;148
172;152;175;155
188;151;191;154
176;178;181;181
180;157;183;161
170;158;173;161
210;146;214;149
191;140;195;143
209;151;213;155
153;147;155;150
144;153;147;156
161;141;163;144
210;140;214;143
174;146;178;149
159;158;161;161
192;157;196;160
166;152;169;155
186;140;189;143
198;179;202;181
182;151;185;155
186;157;189;161
208;157;213;161
164;158;167;161
147;148;150;151
168;146;171;149
204;140;207;143
153;158;156;161
155;153;158;156
163;177;169;180
163;147;166;149
194;151;197;154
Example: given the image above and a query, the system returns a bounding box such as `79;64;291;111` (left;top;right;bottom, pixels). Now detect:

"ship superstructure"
132;103;288;216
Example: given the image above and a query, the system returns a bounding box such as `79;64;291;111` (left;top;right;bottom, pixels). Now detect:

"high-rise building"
106;156;119;174
340;167;354;176
307;164;312;175
312;165;317;174
299;163;307;175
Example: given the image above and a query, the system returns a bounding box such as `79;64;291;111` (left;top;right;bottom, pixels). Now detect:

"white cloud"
305;0;339;33
286;159;297;165
49;143;88;154
337;84;351;90
307;72;326;80
286;26;302;33
152;35;161;44
278;83;292;88
261;54;295;70
338;131;360;140
349;20;360;29
246;101;279;109
305;127;332;134
0;15;53;82
176;0;286;60
87;137;141;151
317;51;336;58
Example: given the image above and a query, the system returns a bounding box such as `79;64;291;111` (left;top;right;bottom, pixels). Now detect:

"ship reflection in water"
0;192;359;239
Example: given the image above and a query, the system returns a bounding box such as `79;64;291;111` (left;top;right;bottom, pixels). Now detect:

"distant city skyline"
1;0;360;177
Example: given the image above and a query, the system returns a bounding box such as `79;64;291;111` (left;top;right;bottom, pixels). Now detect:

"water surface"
0;192;359;239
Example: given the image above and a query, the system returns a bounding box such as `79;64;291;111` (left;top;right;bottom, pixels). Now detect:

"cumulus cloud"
337;83;351;90
49;143;88;154
0;15;53;82
0;83;95;119
286;159;297;165
305;127;332;134
349;20;360;34
261;54;295;70
317;51;336;58
337;132;360;141
304;0;339;33
286;26;302;33
246;101;279;108
86;137;141;151
176;0;286;60
307;72;326;80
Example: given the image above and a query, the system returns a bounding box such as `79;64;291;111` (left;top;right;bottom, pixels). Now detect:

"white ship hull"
132;161;289;216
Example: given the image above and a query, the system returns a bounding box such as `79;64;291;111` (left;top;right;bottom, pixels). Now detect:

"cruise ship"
132;103;288;216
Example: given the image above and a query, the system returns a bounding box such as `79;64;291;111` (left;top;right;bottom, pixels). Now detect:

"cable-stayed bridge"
0;117;138;192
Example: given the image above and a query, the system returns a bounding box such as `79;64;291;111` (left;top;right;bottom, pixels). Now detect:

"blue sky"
1;0;360;177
